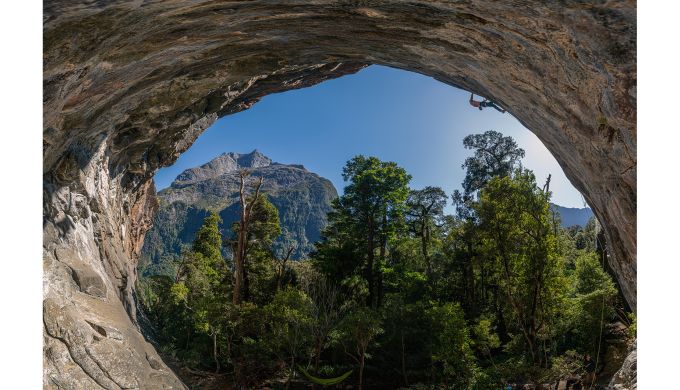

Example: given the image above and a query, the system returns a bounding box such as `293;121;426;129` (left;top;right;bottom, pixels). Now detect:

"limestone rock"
43;1;636;388
70;264;107;298
608;341;637;390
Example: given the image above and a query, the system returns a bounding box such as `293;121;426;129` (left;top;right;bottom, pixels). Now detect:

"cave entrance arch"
43;2;635;388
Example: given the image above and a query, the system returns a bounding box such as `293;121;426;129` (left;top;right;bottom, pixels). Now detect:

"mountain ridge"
550;203;594;227
141;151;338;276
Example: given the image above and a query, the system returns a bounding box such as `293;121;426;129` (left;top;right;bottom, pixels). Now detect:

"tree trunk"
233;199;246;304
286;355;295;390
232;173;263;305
378;234;386;308
366;217;375;308
467;242;476;310
277;247;294;292
422;221;432;277
401;330;408;386
212;329;220;374
359;352;365;390
314;340;322;373
243;263;250;302
312;340;322;390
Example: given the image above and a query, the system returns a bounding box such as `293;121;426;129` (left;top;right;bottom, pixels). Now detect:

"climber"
469;93;506;113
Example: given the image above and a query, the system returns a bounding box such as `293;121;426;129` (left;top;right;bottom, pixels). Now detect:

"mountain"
140;150;338;276
550;203;594;228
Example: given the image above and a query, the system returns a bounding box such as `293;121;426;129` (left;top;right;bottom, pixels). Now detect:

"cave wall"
43;1;636;388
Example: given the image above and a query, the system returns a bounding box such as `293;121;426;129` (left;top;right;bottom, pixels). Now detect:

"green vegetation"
138;131;630;388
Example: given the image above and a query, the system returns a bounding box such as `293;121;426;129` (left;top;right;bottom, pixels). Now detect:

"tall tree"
459;130;525;198
318;155;411;308
474;169;562;365
172;212;229;372
406;186;447;277
301;273;343;377
449;131;527;317
339;307;383;390
229;187;281;304
232;170;264;304
265;288;314;389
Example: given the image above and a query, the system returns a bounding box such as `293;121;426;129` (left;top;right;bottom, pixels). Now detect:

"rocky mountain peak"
143;152;338;270
172;150;273;187
230;149;273;169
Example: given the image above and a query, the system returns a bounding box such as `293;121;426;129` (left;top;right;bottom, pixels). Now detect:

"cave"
43;2;636;388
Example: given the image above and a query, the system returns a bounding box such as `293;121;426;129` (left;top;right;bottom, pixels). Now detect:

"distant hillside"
140;150;338;276
550;203;594;227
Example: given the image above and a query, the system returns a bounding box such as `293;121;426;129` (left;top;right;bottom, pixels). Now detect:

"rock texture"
43;1;636;388
608;340;637;390
141;150;337;276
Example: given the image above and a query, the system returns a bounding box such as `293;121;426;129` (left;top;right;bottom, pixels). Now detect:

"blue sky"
154;65;587;210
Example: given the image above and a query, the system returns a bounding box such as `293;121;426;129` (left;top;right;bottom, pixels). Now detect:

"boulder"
608;341;637;390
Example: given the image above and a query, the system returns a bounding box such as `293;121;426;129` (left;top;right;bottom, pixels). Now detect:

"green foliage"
547;350;583;380
460;130;525;196
264;288;314;370
139;143;624;388
339;306;384;389
192;212;223;262
472;315;501;354
340;307;384;355
316;155;411;309
231;195;282;251
223;302;276;387
473;170;566;365
426;302;477;387
227;195;282;304
566;252;618;355
627;312;637;338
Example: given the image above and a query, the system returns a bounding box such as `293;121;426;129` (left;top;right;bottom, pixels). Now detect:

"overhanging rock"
43;1;636;388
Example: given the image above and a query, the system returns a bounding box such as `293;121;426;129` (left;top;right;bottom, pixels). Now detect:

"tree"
230;171;282;304
237;195;281;304
265;288;314;389
427;302;477;388
232;170;264;304
471;315;501;371
461;130;525;197
339;307;383;390
223;302;272;388
138;132;627;387
569;252;617;356
317;155;411;308
406;186;447;277
172;212;229;372
474;170;563;366
447;131;527;318
300;273;344;377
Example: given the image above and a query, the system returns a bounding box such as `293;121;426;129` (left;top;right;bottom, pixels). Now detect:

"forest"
137;131;634;389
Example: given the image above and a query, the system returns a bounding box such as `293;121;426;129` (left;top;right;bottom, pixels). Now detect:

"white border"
0;2;43;387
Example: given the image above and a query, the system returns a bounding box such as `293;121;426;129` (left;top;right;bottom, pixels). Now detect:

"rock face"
43;1;636;388
608;341;637;390
172;150;273;186
141;150;337;276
